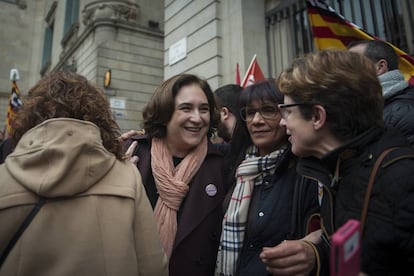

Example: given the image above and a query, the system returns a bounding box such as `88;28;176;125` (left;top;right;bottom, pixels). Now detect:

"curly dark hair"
12;70;124;160
142;73;220;138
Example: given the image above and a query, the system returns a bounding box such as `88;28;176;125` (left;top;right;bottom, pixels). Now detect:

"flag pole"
236;63;241;85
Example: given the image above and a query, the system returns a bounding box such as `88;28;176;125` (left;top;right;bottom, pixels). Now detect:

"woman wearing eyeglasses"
215;79;320;276
272;50;414;276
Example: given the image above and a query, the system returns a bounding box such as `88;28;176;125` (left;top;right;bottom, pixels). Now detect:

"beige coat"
0;118;168;276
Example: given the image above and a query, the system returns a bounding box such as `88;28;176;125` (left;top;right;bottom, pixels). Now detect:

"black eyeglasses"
240;105;279;121
277;103;314;119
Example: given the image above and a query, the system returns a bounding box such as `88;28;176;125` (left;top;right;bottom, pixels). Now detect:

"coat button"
210;231;219;241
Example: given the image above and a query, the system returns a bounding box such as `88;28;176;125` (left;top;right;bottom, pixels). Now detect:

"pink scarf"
151;136;208;257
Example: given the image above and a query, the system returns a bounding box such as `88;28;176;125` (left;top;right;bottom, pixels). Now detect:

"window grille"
265;0;414;78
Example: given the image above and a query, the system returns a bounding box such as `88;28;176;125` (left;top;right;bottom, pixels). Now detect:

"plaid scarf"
215;145;286;275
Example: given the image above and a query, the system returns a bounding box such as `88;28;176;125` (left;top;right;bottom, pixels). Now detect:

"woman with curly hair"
0;71;167;276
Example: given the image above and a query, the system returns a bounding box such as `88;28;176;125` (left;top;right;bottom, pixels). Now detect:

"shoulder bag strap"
360;148;398;235
0;197;47;267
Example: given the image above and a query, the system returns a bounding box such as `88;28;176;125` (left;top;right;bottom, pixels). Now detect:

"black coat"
383;85;414;145
298;127;414;276
0;138;13;164
129;136;229;276
236;149;320;276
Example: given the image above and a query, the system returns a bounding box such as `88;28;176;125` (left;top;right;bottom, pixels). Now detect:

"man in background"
348;39;414;144
214;84;242;143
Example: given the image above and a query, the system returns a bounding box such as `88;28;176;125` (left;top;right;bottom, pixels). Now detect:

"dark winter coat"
383;85;414;144
129;136;229;276
297;127;414;276
235;149;320;276
0;138;13;164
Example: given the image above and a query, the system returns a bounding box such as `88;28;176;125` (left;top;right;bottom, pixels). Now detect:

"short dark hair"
239;78;284;108
214;84;242;122
142;73;220;138
348;39;399;70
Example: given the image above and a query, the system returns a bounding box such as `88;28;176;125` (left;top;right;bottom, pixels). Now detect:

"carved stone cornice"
82;0;139;26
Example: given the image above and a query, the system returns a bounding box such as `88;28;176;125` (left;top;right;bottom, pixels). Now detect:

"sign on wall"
110;98;126;109
169;37;187;65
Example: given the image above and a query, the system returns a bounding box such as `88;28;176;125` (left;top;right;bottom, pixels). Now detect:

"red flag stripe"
310;26;365;45
399;54;414;64
307;6;351;25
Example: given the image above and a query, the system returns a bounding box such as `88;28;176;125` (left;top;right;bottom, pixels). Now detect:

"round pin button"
205;183;217;196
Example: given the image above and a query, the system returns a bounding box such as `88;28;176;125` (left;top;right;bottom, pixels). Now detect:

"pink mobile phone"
330;219;361;276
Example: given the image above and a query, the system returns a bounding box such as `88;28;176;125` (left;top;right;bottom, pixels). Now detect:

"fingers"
122;141;139;165
260;240;298;260
130;155;139;165
118;129;143;142
125;141;137;157
260;240;315;276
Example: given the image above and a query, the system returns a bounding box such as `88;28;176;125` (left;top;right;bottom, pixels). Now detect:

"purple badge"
205;183;217;196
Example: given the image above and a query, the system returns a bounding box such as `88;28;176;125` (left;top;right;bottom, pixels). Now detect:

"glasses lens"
240;106;278;121
277;105;288;118
245;108;258;121
260;106;278;119
278;103;315;119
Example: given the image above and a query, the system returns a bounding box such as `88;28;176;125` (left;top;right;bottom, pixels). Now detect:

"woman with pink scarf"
125;74;229;276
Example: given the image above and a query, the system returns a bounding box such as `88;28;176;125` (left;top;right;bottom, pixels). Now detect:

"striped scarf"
215;145;286;275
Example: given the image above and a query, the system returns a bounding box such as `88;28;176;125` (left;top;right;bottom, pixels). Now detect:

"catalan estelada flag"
5;80;23;137
306;0;414;84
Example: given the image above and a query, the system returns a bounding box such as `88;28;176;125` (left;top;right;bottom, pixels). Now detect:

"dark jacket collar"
297;126;409;183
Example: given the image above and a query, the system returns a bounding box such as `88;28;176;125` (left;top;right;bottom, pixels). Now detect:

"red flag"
236;63;241;85
241;55;265;88
306;0;414;84
5;81;23;137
